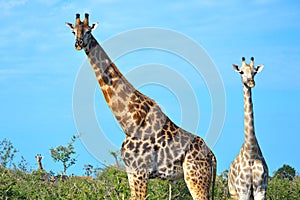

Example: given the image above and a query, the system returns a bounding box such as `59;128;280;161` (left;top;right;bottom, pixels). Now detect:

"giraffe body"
228;57;268;200
67;13;216;200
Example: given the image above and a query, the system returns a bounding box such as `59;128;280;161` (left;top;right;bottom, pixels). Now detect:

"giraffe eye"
72;31;75;35
239;71;244;75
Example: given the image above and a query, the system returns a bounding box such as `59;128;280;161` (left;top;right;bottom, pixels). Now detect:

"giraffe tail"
210;150;217;200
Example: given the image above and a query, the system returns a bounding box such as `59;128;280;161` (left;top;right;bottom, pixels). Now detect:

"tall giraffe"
66;13;216;200
228;57;268;200
35;154;44;171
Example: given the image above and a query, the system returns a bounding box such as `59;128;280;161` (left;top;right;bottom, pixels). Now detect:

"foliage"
1;139;299;199
273;164;296;180
17;156;30;173
0;138;18;168
267;176;300;200
110;150;121;167
213;170;229;199
50;135;78;174
83;164;93;176
0;163;300;199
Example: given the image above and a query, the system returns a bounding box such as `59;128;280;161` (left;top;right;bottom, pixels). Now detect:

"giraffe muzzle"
247;80;255;88
75;39;83;50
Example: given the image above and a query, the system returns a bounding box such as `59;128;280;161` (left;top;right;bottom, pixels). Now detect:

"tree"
109;150;121;168
274;164;296;180
18;156;30;172
50;135;78;174
0;138;18;168
83;164;93;176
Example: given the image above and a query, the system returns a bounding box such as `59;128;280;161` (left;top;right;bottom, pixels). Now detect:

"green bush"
267;176;300;200
1;139;299;199
96;166;191;199
1;166;300;199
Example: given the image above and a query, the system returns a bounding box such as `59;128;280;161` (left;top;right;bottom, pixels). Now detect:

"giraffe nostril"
76;39;83;46
248;80;255;88
75;39;84;50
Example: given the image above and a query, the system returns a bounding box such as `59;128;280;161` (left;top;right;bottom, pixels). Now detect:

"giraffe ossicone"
67;13;217;200
228;57;268;200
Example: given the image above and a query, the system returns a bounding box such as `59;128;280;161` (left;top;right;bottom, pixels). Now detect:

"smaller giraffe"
228;57;268;200
35;154;44;171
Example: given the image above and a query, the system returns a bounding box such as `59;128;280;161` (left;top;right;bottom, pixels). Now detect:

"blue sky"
0;0;299;176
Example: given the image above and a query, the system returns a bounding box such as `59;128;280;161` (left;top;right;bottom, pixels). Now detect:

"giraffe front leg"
127;172;148;200
228;168;239;200
253;180;267;200
253;190;266;200
252;159;268;200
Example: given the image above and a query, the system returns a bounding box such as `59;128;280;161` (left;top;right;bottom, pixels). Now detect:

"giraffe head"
232;57;264;88
35;154;43;161
66;13;98;50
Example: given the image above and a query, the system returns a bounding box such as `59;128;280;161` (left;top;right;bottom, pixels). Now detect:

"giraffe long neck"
84;35;165;136
84;34;135;104
243;86;259;155
37;158;43;170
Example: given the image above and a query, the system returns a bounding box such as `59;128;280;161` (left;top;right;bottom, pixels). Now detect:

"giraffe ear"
90;22;99;31
255;64;264;73
232;64;241;73
66;22;74;31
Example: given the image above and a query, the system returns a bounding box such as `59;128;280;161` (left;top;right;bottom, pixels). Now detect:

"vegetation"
273;164;296;180
0;138;299;199
50;135;78;174
0;139;18;168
